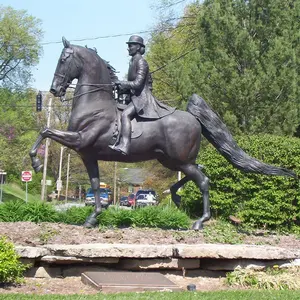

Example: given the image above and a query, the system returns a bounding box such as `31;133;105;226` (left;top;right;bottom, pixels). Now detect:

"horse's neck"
74;71;116;118
76;71;112;99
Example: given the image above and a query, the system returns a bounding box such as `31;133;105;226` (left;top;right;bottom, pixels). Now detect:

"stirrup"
111;145;128;155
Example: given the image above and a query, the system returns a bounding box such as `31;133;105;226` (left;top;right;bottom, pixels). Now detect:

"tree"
147;0;300;135
0;88;40;181
0;6;43;89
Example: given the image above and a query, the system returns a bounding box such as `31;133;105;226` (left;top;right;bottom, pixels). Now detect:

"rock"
15;246;49;258
45;243;173;258
173;244;300;260
119;258;200;270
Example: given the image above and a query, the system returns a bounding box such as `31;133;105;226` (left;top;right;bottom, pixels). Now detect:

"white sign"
41;180;52;186
56;180;62;191
21;171;32;182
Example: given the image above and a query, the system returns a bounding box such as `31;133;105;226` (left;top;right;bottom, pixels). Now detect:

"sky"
2;0;193;92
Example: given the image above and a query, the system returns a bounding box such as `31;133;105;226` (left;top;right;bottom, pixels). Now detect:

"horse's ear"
62;36;70;48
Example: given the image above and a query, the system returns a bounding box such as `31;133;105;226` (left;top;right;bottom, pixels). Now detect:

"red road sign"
21;171;32;182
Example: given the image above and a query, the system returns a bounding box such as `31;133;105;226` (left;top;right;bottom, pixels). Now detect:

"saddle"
109;103;143;146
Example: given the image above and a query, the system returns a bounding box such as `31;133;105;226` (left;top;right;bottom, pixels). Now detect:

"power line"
40;30;153;46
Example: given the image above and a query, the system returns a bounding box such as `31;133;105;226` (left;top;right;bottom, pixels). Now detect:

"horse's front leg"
40;127;81;149
29;133;45;173
82;157;102;228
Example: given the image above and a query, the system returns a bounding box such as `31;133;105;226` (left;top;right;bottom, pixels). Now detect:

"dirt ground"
1;221;300;248
0;221;299;295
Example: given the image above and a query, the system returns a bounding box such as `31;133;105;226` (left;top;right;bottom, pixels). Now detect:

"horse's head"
50;37;80;97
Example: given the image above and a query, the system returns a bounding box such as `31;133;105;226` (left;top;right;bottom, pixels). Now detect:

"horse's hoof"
192;220;204;231
83;217;97;228
33;164;43;173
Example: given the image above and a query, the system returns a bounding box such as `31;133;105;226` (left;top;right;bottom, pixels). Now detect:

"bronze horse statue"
29;37;296;229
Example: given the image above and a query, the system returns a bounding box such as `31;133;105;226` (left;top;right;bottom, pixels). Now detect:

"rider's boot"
109;117;131;155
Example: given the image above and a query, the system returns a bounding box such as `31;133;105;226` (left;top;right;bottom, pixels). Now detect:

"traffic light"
36;91;42;112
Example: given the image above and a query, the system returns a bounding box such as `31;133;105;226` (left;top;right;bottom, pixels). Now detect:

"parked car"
127;193;136;207
135;189;157;207
136;189;157;199
85;187;112;207
120;196;129;206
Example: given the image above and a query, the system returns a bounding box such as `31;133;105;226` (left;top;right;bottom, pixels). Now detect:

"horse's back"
132;109;201;161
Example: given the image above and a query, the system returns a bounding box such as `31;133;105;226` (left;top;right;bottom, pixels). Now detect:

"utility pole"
79;184;82;202
57;146;65;201
178;171;182;191
41;97;52;201
113;162;117;205
65;153;70;202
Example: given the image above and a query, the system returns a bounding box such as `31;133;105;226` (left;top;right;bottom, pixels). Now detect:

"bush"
180;134;300;229
58;206;94;225
0;236;28;284
0;200;59;223
22;200;59;223
98;205;190;229
0;199;26;222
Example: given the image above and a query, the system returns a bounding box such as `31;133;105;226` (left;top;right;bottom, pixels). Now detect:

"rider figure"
109;35;175;155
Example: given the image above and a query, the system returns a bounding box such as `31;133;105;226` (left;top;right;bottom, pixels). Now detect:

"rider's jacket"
120;53;175;119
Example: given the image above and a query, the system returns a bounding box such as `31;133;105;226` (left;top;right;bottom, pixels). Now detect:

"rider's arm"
120;59;149;91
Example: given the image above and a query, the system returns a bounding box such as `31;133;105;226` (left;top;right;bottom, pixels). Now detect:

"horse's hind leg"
179;163;211;230
170;176;190;207
82;157;102;228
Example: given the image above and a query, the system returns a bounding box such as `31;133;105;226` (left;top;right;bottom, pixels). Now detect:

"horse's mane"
104;60;119;82
85;45;119;82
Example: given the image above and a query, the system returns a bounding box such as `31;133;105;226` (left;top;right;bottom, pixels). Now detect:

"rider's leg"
111;102;135;155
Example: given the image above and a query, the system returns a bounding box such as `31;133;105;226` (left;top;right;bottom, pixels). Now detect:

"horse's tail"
187;94;296;178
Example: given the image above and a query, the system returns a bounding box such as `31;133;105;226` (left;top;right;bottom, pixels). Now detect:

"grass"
1;183;41;202
0;290;300;299
226;267;300;290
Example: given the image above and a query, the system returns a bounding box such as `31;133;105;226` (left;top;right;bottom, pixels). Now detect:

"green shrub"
0;200;59;223
180;134;300;229
21;200;59;223
133;206;190;229
58;206;94;225
226;267;300;290
98;205;190;229
98;206;134;228
0;236;28;284
203;220;244;244
0;200;26;222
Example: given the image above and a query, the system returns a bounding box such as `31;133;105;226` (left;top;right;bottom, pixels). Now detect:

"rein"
60;83;115;102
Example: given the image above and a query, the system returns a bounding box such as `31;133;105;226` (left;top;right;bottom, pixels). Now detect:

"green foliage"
58;206;94;225
1;290;300;299
38;224;59;244
203;220;244;244
98;205;190;229
180;134;300;229
133;205;190;229
0;236;28;284
226;267;300;290
99;207;134;228
0;89;44;192
0;199;26;222
21;200;59;223
0;200;59;222
148;0;300;135
0;6;43;89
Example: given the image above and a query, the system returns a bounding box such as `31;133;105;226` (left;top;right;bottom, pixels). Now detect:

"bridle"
54;46;115;102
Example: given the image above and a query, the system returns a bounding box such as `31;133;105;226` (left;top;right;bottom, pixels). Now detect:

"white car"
136;194;157;207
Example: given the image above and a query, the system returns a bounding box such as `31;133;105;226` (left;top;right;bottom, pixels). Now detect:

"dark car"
120;196;129;206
